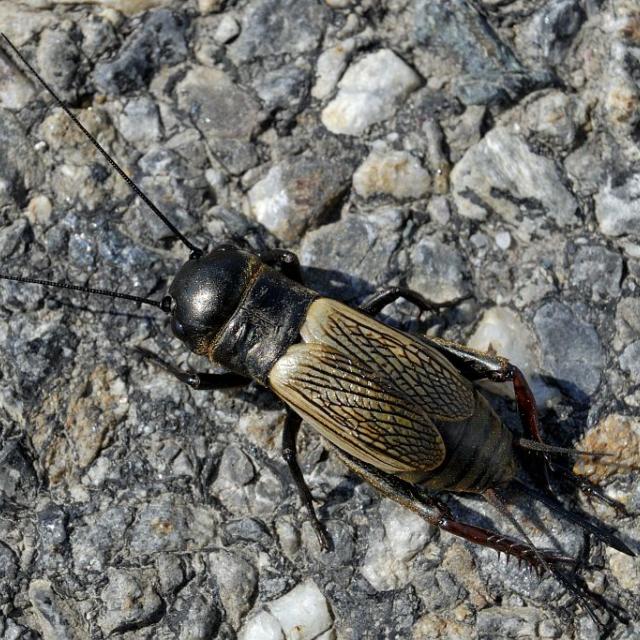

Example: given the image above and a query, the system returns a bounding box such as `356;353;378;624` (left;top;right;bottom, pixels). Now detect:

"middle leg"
282;409;332;551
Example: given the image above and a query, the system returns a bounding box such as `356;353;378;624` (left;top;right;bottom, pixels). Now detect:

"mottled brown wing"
302;298;475;421
269;299;476;474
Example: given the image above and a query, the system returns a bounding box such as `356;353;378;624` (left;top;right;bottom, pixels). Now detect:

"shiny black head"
166;245;260;356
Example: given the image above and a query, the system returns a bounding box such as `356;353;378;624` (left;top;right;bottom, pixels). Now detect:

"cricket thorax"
210;265;317;384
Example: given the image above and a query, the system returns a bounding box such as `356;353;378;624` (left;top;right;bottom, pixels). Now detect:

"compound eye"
160;295;174;313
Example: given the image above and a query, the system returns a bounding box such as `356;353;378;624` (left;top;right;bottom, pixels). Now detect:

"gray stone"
169;587;222;640
29;580;81;640
254;65;310;121
214;14;240;44
176;65;261;175
533;302;604;399
451;126;578;226
0;111;44;209
614;298;640;351
414;0;549;105
321;50;422;136
407;235;468;304
516;0;586;66
523;91;581;149
36;29;82;101
247;156;352;243
0;218;28;259
569;244;623;302
93;10;187;94
98;569;163;635
116;97;161;147
595;174;640;238
208;550;257;628
300;208;405;300
620;340;640;383
229;0;329;63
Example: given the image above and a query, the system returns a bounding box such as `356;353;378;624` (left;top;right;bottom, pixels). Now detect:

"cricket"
0;14;637;637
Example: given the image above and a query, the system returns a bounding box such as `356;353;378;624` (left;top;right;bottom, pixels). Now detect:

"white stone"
450;127;578;225
238;611;284;640
595;174;640;238
215;15;240;43
311;39;355;100
360;499;431;591
353;149;430;199
321;49;421;136
495;230;512;250
267;580;333;640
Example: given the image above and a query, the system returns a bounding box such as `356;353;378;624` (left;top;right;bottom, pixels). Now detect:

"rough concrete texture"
0;1;639;638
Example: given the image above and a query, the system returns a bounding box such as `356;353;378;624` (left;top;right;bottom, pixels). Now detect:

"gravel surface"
0;1;639;639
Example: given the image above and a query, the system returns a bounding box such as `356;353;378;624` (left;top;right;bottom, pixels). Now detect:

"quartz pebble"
321;49;421;136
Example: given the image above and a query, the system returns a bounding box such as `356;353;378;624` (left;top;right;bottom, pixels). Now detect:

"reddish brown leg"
424;339;552;490
331;446;571;571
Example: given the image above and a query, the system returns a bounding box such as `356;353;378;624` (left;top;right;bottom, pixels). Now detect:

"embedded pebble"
408;235;468;304
620;341;640;383
516;0;586;65
573;414;640;484
176;65;261;174
0;51;35;110
93;9;187;94
247;156;351;242
214;14;240;43
569;244;623;302
494;231;511;250
208;550;257;628
116;96;161;146
353;149;430;200
98;569;163;635
229;0;329;63
238;611;284;640
427;195;451;226
321;49;421;136
414;0;543;105
595;174;640;238
267;580;333;640
451;127;578;225
360;499;433;590
300;207;405;299
533;302;604;398
614;297;640;351
312;39;356;100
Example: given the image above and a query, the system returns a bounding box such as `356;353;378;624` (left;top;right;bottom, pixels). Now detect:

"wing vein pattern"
269;298;475;473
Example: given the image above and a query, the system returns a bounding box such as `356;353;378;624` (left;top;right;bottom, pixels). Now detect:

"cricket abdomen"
401;392;517;493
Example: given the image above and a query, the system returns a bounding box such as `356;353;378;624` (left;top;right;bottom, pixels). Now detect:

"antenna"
0;273;172;313
0;32;203;259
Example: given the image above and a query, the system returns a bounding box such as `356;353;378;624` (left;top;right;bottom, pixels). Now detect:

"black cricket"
0;34;635;627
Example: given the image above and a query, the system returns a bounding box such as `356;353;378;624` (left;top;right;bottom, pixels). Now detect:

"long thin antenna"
0;273;171;312
0;32;203;259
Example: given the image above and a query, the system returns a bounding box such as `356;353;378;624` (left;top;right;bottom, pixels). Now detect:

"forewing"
270;342;446;472
301;298;475;421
